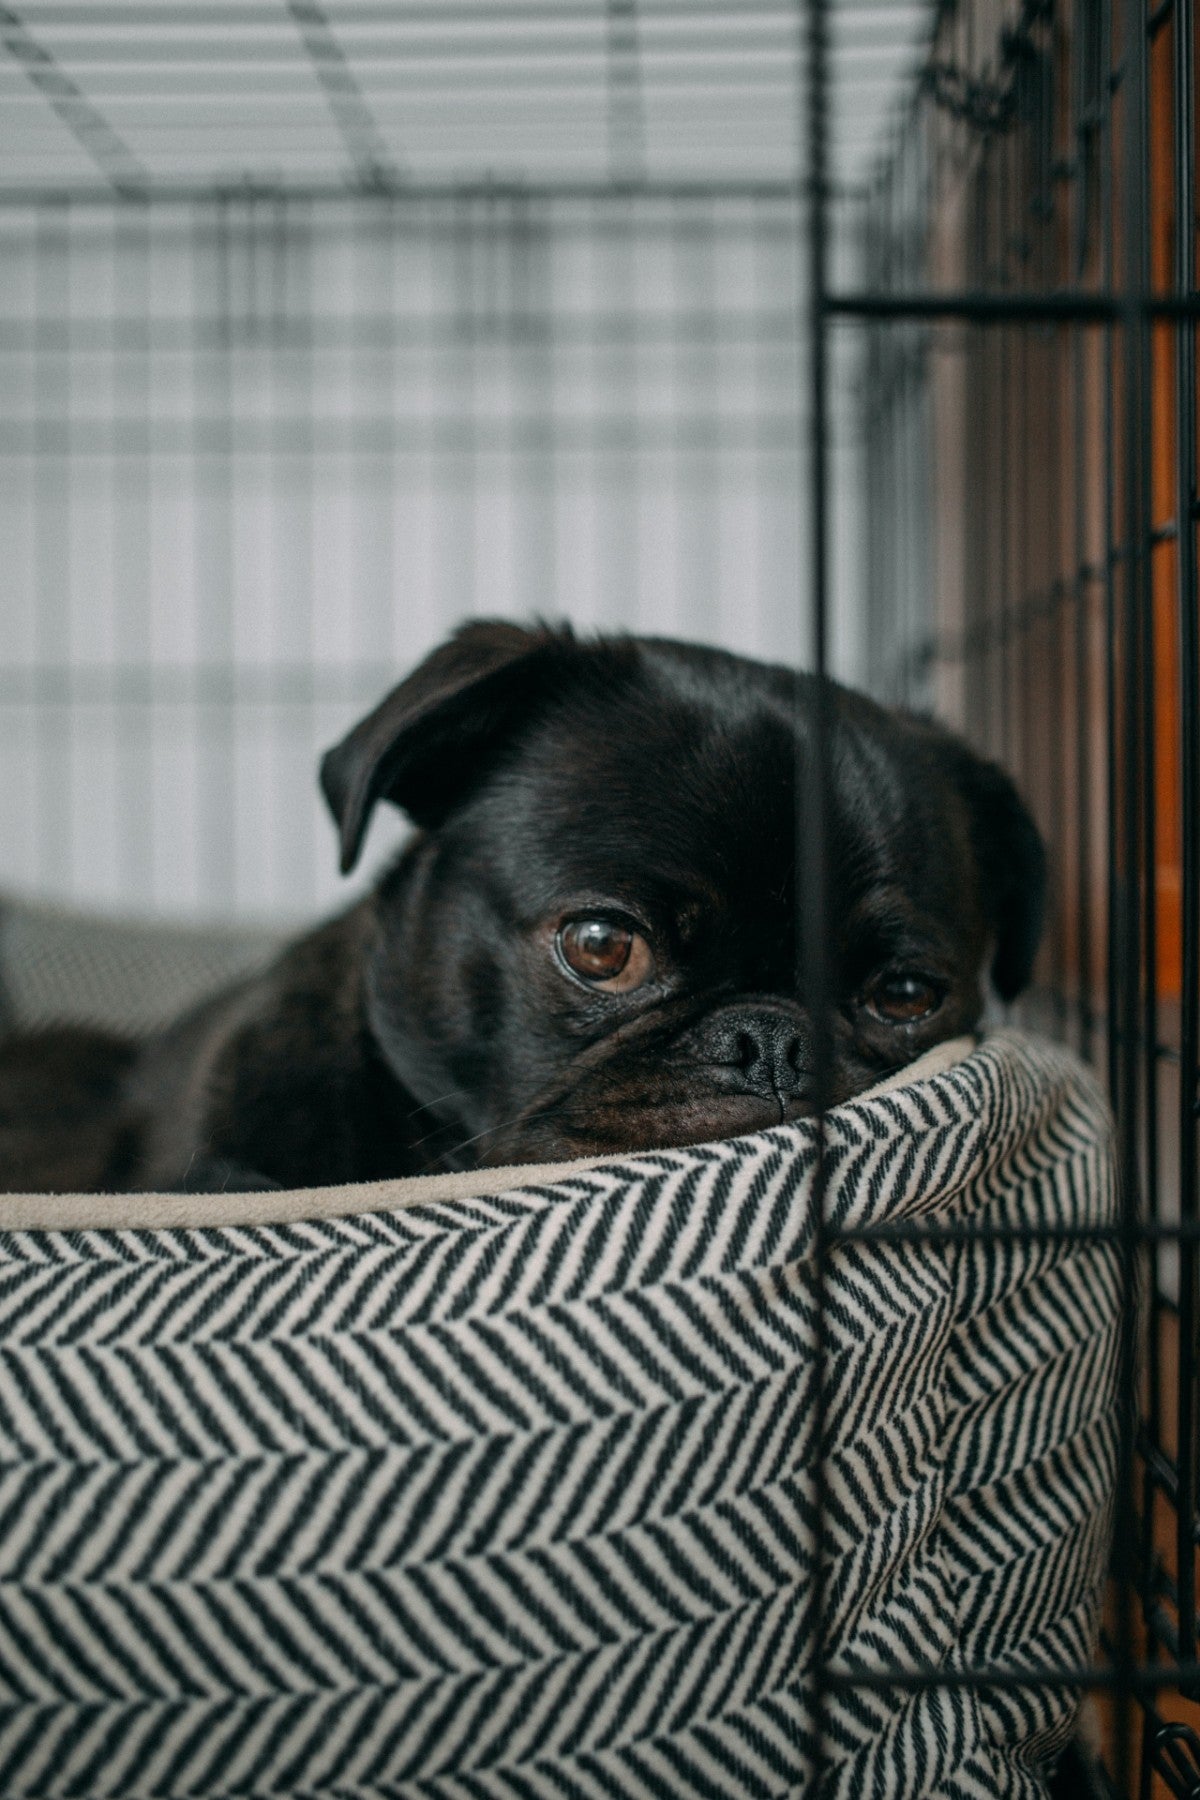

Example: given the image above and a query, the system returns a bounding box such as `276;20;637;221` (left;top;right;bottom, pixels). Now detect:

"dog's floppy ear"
951;746;1047;1001
321;618;572;872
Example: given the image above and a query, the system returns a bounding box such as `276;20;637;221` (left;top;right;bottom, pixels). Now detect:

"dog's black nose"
696;1005;813;1102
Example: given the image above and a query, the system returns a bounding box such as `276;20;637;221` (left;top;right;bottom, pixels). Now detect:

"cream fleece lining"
2;1036;976;1231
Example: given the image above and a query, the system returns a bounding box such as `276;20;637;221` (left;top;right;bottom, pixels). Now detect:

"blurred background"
0;2;925;925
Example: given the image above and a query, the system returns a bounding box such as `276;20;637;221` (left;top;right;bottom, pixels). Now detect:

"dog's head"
321;621;1045;1167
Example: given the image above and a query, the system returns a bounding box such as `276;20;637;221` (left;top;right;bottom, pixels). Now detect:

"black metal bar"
1101;0;1121;1241
1114;0;1151;1785
1172;0;1199;1688
804;0;831;1781
1138;0;1165;1746
827;288;1200;319
1072;309;1095;1057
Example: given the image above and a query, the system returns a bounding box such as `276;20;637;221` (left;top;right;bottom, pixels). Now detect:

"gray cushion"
0;894;285;1037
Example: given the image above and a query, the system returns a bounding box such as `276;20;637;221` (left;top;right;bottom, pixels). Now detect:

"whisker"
397;1085;493;1157
407;1088;466;1115
443;1102;564;1166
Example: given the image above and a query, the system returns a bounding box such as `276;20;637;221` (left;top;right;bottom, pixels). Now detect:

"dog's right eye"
556;919;653;992
865;973;943;1024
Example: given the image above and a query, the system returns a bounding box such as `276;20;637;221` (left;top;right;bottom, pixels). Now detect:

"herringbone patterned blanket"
0;1031;1119;1797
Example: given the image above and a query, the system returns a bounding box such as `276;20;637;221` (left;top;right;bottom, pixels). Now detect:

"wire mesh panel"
848;0;1200;1791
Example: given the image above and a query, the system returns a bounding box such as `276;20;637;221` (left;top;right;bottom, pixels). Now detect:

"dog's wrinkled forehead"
461;660;800;904
445;644;964;944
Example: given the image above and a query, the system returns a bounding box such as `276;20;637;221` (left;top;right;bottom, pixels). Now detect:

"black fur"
0;622;1046;1193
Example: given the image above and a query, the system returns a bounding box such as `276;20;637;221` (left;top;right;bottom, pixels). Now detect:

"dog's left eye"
556;918;653;992
866;974;942;1024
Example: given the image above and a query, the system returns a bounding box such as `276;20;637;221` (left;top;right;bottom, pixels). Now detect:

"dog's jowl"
0;621;1045;1193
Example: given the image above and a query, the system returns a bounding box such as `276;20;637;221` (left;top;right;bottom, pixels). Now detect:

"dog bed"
0;1029;1118;1798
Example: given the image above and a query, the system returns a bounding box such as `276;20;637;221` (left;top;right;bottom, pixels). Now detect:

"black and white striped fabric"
0;1031;1119;1798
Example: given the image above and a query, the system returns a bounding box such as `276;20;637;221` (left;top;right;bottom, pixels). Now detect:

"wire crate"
0;0;1197;1794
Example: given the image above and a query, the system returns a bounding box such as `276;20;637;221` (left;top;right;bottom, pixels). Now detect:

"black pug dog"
0;620;1045;1194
